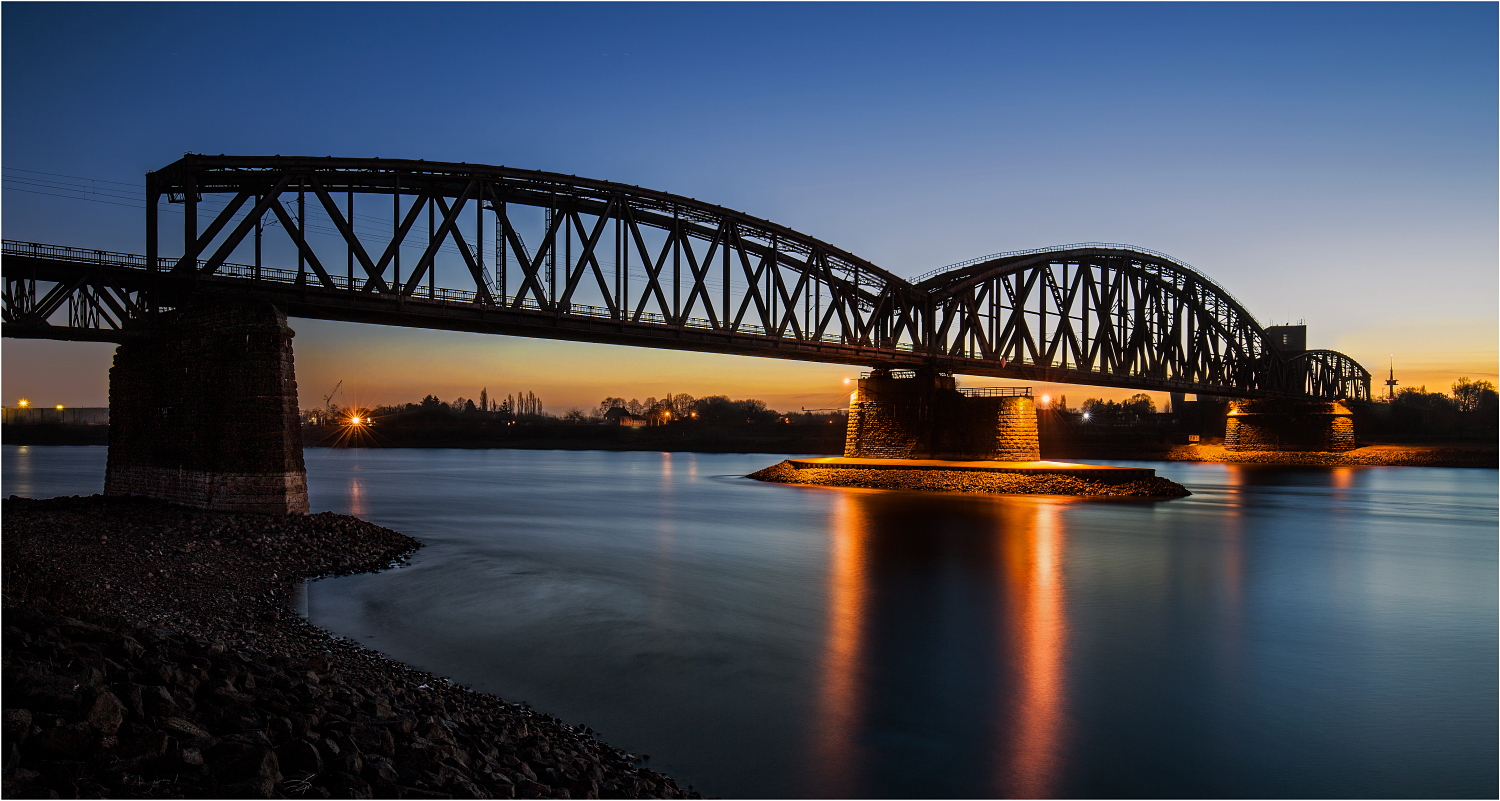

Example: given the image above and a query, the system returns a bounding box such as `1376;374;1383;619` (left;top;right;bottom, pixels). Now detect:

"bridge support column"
844;370;1039;460
1224;398;1356;453
105;301;309;514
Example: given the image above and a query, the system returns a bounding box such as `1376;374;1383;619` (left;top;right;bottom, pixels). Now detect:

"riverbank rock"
2;495;703;799
747;461;1191;498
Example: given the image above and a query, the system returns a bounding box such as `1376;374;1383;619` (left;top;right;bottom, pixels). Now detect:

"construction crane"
324;380;344;413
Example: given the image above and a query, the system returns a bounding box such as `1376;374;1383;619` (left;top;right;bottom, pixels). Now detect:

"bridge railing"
80;247;872;347
162;252;876;348
3;240;155;270
957;386;1033;398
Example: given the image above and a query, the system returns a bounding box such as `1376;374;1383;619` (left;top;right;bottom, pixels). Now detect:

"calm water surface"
5;445;1497;798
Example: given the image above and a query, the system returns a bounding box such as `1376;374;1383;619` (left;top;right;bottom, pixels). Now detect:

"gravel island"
2;495;702;799
1161;443;1498;468
748;460;1191;498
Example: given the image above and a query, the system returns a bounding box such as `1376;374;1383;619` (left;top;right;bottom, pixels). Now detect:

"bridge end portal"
844;370;1040;461
105;301;309;514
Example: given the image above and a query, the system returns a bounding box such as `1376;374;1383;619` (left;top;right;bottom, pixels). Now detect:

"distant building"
2;407;109;425
604;408;647;427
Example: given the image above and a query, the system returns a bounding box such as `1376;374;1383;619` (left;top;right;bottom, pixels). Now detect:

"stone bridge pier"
105;301;309;514
1224;398;1356;453
844;369;1039;461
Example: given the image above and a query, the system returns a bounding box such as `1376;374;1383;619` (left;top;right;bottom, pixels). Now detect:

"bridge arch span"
915;245;1294;397
146;154;919;341
912;244;1370;399
2;155;1368;399
1288;349;1372;402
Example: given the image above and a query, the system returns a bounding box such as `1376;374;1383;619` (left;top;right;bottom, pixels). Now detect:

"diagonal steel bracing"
0;155;1370;400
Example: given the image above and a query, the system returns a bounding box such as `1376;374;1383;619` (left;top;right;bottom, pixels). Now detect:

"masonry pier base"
105;301;309;514
1224;398;1356;453
844;369;1039;460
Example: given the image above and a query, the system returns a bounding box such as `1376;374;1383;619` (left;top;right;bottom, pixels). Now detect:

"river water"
4;445;1497;798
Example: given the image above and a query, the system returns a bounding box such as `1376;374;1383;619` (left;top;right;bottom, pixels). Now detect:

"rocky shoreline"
2;495;703;799
747;461;1191;498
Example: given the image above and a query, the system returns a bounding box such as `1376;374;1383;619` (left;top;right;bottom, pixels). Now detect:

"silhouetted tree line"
1382;377;1498;435
1046;393;1159;426
597;393;785;426
1077;393;1157;424
361;389;845;428
1392;377;1497;414
375;387;548;421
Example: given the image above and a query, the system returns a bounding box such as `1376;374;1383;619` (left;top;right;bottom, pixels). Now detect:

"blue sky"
4;2;1495;410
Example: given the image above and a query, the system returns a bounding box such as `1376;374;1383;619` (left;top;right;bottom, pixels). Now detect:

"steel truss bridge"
2;154;1370;400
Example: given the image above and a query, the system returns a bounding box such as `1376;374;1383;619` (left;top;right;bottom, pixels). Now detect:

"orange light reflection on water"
808;491;1083;796
810;490;869;793
651;452;677;629
348;476;367;517
998;499;1069;798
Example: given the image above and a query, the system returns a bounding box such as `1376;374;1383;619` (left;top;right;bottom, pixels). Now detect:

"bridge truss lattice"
2;155;1370;400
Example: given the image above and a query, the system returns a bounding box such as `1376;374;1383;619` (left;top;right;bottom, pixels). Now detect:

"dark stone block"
3;709;33;746
208;741;281;787
85;692;125;735
276;738;324;776
105;301;308;514
36;723;94;759
351;724;396;759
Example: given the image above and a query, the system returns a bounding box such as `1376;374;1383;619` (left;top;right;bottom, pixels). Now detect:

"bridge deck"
786;457;1155;482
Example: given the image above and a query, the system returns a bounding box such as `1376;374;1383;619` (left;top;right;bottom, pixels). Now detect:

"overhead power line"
5;167;141;187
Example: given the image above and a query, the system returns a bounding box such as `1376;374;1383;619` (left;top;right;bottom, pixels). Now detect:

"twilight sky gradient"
3;2;1496;413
